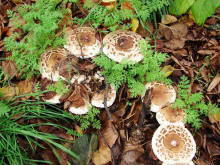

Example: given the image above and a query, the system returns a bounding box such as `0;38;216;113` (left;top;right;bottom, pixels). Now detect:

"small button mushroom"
64;27;101;58
91;85;116;108
156;105;185;126
103;30;144;63
39;48;68;81
143;82;176;113
152;124;196;164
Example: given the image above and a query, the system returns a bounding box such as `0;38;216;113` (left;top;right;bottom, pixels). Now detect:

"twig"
103;76;113;121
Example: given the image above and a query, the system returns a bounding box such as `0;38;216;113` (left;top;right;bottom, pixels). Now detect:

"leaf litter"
0;1;220;165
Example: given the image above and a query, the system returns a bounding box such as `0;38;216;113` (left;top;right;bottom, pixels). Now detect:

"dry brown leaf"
121;0;135;13
120;150;143;165
0;86;19;101
165;38;186;50
101;120;119;148
170;23;188;39
207;73;220;92
161;15;177;25
2;60;17;79
197;49;216;55
17;78;35;97
92;145;111;165
10;0;22;4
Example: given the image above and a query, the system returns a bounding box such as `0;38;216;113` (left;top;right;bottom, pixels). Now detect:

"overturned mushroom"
143;82;176;113
156;105;185;125
152;124;196;164
39;48;68;81
64;27;101;58
103;30;144;63
40;78;71;104
65;84;91;115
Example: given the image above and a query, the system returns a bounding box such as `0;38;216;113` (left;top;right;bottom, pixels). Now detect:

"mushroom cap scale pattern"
39;48;68;81
152;124;196;164
103;30;144;63
64;27;101;58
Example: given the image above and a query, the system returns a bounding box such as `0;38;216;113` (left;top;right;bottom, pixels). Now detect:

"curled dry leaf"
92;145;111;165
161;15;177;25
207;73;220;92
17;77;35;100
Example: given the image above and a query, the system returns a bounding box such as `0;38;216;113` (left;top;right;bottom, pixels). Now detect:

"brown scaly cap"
156;105;185;125
64;27;101;58
152;124;196;164
103;30;144;63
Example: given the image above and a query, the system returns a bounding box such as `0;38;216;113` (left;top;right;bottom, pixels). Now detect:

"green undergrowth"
0;93;101;164
172;76;220;130
46;79;69;95
93;39;171;97
75;0;170;32
4;0;70;78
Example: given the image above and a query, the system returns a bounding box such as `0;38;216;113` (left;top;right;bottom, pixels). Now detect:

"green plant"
4;0;69;78
74;0;170;32
46;79;69;95
72;107;101;130
93;39;171;97
169;0;220;25
0;99;80;164
172;76;220;130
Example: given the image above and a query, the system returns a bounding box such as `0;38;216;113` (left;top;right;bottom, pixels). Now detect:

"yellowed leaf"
213;112;220;122
161;14;177;24
188;9;196;22
0;86;19;101
10;0;22;4
161;65;174;77
92;146;111;165
131;18;139;32
17;78;35;100
2;60;17;80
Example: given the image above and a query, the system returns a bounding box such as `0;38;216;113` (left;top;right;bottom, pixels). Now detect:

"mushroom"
156;105;185;125
39;48;68;81
64;27;101;58
103;30;144;63
162;161;194;165
66;84;91;115
40;78;71;104
143;82;176;113
152;124;196;164
91;85;116;108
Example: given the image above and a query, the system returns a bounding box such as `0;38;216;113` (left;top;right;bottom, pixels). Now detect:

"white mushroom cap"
152;124;196;164
91;85;116;108
156;105;185;125
64;27;101;58
103;30;144;63
39;48;68;81
69;101;91;115
144;82;176;113
162;161;195;165
44;94;62;104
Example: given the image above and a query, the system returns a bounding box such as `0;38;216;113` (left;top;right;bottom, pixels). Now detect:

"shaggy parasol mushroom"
143;82;176;113
152;124;196;164
39;48;68;81
103;30;144;63
66;84;91;115
162;161;195;165
64;27;101;58
156;105;185;125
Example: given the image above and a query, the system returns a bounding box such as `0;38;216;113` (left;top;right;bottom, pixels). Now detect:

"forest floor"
0;0;220;165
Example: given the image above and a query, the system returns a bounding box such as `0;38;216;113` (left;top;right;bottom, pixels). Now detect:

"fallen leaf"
161;65;174;77
17;77;35;100
2;60;17;80
120;150;143;165
131;18;139;32
165;38;186;49
0;86;19;101
92;145;111;165
121;0;135;12
10;0;22;4
207;74;220;92
170;23;188;39
161;14;177;24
